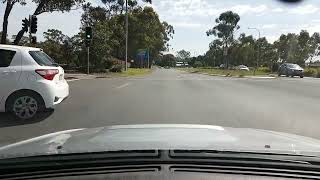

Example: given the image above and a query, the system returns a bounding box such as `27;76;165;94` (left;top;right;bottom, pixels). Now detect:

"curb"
198;72;276;79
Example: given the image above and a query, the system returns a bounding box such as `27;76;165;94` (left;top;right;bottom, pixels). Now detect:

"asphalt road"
1;68;320;145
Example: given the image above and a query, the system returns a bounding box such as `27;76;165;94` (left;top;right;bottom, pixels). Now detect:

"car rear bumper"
36;80;69;108
292;71;304;76
52;84;69;106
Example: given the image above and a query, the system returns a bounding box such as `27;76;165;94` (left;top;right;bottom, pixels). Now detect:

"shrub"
193;61;203;68
110;64;123;72
316;69;320;78
257;67;271;73
304;68;317;77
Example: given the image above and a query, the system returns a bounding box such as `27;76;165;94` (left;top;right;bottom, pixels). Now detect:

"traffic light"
30;15;38;34
22;18;29;32
85;27;92;40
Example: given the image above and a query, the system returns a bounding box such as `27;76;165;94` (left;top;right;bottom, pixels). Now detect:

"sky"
1;0;320;56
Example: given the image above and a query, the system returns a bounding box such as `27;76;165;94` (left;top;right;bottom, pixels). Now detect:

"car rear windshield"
29;51;57;67
287;64;300;68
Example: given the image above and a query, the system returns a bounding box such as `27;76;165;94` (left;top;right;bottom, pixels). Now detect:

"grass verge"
120;68;152;77
179;67;270;77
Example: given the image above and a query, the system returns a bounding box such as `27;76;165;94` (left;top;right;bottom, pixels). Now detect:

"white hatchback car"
0;45;69;120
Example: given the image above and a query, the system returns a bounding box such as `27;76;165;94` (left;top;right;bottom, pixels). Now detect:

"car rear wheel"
300;75;304;78
7;91;45;120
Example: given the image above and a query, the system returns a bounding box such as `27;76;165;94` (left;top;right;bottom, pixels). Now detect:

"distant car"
219;64;229;69
238;65;250;71
278;63;304;78
0;45;69;120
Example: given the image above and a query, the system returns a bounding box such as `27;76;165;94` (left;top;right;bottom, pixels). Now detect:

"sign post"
147;49;150;69
87;47;90;75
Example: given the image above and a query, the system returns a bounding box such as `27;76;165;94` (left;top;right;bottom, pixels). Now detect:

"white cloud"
265;35;279;43
171;22;203;28
230;4;268;16
272;8;284;13
155;0;269;19
262;24;277;29
289;4;319;15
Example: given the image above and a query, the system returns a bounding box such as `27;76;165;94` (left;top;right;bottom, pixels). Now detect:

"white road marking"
116;83;130;89
67;79;81;82
249;76;276;79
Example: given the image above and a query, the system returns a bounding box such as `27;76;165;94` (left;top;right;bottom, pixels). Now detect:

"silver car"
278;63;304;78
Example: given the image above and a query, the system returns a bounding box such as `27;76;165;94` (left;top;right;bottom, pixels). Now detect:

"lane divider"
116;83;130;89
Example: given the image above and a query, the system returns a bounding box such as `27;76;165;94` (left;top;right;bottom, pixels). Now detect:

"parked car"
219;64;233;69
0;45;69;120
237;65;250;71
278;63;304;78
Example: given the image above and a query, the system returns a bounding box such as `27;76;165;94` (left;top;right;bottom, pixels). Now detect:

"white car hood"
1;124;320;159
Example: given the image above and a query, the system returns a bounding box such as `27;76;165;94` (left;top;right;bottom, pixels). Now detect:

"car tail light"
35;69;59;80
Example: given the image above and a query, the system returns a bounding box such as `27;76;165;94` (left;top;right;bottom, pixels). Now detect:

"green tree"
257;37;277;70
127;6;174;61
308;32;320;64
206;11;240;68
1;0;26;44
176;50;191;62
38;29;77;65
297;30;311;65
0;31;10;44
11;35;28;46
158;54;175;67
79;2;172;70
235;33;255;66
13;0;85;45
206;39;223;67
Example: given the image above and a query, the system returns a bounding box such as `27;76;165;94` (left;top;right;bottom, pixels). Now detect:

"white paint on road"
116;83;130;89
67;79;81;82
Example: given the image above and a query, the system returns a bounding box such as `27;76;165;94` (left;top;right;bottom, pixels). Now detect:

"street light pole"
248;27;261;72
125;0;128;71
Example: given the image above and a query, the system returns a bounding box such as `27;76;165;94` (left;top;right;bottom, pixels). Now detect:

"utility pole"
125;0;128;71
248;27;261;74
87;47;90;74
147;48;150;68
85;27;92;75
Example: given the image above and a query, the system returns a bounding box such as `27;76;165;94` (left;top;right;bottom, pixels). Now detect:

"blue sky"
1;0;320;56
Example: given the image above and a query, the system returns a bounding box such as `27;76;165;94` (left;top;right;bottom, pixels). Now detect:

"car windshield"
287;64;300;68
29;51;57;67
1;0;320;162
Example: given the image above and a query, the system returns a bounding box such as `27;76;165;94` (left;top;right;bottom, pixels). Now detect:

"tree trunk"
13;28;26;45
1;1;15;44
